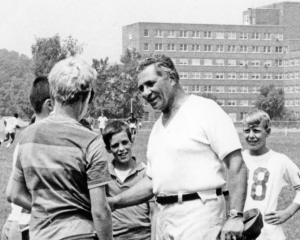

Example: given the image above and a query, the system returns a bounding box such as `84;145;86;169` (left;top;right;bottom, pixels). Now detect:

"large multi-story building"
123;1;300;122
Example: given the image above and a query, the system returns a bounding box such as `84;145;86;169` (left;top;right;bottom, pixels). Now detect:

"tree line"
0;34;296;121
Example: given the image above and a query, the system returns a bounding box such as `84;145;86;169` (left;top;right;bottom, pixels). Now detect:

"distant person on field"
127;113;137;138
98;113;108;134
1;113;20;148
243;109;300;240
8;57;113;240
103;120;157;240
3;76;53;240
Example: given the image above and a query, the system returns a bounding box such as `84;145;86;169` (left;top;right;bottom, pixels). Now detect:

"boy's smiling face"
243;122;270;155
109;131;133;165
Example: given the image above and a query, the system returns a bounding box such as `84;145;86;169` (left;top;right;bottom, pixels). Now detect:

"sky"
1;0;299;64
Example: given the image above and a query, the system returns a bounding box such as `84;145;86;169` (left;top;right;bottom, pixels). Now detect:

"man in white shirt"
1;113;20;148
109;55;247;240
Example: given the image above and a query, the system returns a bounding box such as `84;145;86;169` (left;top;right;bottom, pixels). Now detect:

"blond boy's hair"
48;57;97;104
243;109;271;129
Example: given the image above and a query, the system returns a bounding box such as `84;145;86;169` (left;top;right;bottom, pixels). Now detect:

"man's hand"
220;217;244;240
107;196;117;212
265;210;291;225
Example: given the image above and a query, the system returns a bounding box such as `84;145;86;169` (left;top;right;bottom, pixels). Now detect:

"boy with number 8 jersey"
242;109;300;240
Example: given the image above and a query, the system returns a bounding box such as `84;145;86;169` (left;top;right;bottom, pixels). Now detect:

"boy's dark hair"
29;76;50;114
14;113;19;118
103;120;132;150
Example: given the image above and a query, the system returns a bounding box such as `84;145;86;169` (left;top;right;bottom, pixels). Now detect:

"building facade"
123;1;300;122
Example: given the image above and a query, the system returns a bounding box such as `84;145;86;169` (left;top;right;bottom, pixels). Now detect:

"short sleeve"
283;156;300;190
86;136;111;189
13;144;25;183
206;101;242;160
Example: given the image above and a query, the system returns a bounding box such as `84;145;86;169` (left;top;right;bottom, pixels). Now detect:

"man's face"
243;122;270;154
109;131;133;165
137;64;173;112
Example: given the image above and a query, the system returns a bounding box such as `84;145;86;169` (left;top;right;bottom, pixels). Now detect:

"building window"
155;44;163;51
129;32;132;39
227;45;236;52
204;31;212;38
289;59;294;66
263;73;272;80
167;44;175;51
216;45;224;52
179;58;188;65
144;43;149;51
167;31;175;37
240;100;249;106
252;32;260;40
228;100;236;106
264;60;272;67
295;59;299;66
204;59;212;66
276;33;283;41
204;85;212;92
179;31;188;38
252;73;260;80
189;85;201;93
216;86;225;93
192;59;200;65
275;59;283;66
180;44;188;51
252;86;260;93
290;72;295;79
275;47;283;53
155;30;163;37
295;72;299;79
228;59;237;66
216;59;224;66
192;31;200;38
284;73;289;80
144;29;149;37
263;33;271;40
240;112;248;121
191;72;201;79
182;85;189;92
251;60;260;67
240;73;248;80
252;46;260;53
216;32;224;39
241;86;248;92
218;100;225;106
228;73;236;79
263;46;271;53
179;72;188;79
240;32;248;40
228;32;236;39
192;44;200;52
240;60;248;66
228;86;237;93
204;45;212;52
216;73;224;79
284;60;289;66
240;46;248;53
204;72;212;79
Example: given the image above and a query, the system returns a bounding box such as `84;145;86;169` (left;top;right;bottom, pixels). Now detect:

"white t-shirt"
5;117;18;133
243;149;300;240
146;95;242;197
98;116;108;128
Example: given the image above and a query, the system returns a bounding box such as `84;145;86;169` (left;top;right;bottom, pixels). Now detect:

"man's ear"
266;127;271;136
45;99;54;112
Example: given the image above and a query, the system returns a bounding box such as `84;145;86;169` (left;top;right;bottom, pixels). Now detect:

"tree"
90;49;144;119
31;35;83;77
255;84;285;120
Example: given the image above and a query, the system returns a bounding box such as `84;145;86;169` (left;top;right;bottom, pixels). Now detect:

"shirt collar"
109;156;145;177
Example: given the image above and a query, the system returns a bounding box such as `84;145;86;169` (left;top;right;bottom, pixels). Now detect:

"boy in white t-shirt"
102;120;157;240
242;109;300;240
1;113;20;148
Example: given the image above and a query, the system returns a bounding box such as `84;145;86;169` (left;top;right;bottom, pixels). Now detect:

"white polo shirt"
146;95;241;196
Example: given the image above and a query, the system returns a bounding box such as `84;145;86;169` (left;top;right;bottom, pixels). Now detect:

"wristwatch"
228;209;243;218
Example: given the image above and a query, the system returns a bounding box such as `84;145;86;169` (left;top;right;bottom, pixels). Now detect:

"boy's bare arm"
89;185;113;240
265;202;300;224
149;201;158;240
109;176;154;210
8;178;32;211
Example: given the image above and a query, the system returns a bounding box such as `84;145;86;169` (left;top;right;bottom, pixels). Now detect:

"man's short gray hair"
49;57;97;104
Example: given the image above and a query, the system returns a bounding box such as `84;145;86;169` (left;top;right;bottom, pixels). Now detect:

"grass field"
1;128;300;239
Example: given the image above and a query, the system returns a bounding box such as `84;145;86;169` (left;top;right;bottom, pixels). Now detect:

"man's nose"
249;130;255;138
118;144;125;151
142;87;151;98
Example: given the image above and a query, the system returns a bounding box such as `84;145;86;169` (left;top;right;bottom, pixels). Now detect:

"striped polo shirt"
13;115;111;240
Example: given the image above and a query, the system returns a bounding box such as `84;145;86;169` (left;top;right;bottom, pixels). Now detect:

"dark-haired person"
3;76;53;240
8;58;113;240
1;113;20;148
109;55;247;240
